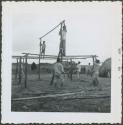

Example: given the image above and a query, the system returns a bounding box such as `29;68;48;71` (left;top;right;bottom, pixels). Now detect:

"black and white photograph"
1;1;122;124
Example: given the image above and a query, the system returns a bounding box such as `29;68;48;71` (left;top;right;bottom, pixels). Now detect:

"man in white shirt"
76;61;81;79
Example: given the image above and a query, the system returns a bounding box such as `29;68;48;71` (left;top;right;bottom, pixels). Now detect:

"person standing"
42;41;46;58
52;58;65;88
92;59;100;86
76;61;81;79
86;63;92;76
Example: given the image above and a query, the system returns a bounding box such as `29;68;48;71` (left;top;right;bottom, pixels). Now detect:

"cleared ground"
11;74;111;112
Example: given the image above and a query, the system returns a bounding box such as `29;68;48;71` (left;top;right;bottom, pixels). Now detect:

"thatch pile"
99;58;111;78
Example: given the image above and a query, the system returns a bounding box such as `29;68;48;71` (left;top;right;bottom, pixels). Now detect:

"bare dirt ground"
11;74;111;112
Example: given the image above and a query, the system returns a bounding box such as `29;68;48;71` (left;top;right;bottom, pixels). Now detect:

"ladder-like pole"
24;54;28;88
38;38;42;80
38;55;41;80
15;58;19;80
39;20;65;39
18;57;22;84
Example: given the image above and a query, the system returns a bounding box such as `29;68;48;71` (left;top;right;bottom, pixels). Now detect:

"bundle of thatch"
99;58;111;78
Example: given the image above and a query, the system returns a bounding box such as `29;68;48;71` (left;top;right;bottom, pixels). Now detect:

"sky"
3;1;122;64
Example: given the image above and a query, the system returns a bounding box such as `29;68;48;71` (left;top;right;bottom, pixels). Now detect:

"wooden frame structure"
12;20;98;88
12;54;97;88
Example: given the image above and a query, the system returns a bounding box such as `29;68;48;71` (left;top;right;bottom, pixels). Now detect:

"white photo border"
1;1;122;124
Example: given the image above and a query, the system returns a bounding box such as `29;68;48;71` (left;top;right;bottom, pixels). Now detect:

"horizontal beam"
12;53;98;60
65;55;97;58
12;91;84;101
22;53;57;57
12;56;25;58
22;53;97;58
12;91;110;101
12;56;95;60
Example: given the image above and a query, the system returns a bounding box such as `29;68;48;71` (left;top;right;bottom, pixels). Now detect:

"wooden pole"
40;38;42;57
61;23;63;62
23;58;25;73
15;58;18;80
92;56;95;69
38;55;41;80
38;38;42;80
24;55;28;88
18;57;22;84
40;20;65;39
70;59;73;80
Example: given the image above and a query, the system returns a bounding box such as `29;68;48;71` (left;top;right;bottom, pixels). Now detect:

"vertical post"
18;57;22;84
38;55;41;80
39;38;42;80
40;38;42;57
92;56;96;72
23;58;25;73
61;23;63;61
63;21;67;56
23;58;25;64
70;58;73;80
15;58;18;80
24;55;28;88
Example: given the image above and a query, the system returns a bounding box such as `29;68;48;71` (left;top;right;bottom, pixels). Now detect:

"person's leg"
92;72;96;86
50;72;54;85
22;70;24;79
42;49;44;58
79;72;80;79
77;71;79;79
43;50;45;58
92;72;99;86
70;70;73;81
44;50;45;56
60;74;64;87
42;53;44;58
54;76;57;87
96;72;99;85
68;70;70;79
54;75;59;88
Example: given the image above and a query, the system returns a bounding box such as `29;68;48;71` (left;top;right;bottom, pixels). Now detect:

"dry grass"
11;74;111;112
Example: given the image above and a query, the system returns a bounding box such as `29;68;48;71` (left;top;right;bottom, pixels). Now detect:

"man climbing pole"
40;38;42;55
58;22;67;61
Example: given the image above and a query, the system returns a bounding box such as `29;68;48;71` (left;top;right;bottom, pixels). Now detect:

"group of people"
50;58;100;88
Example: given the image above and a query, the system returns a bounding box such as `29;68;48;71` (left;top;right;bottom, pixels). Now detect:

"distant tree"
99;58;111;78
31;62;37;71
